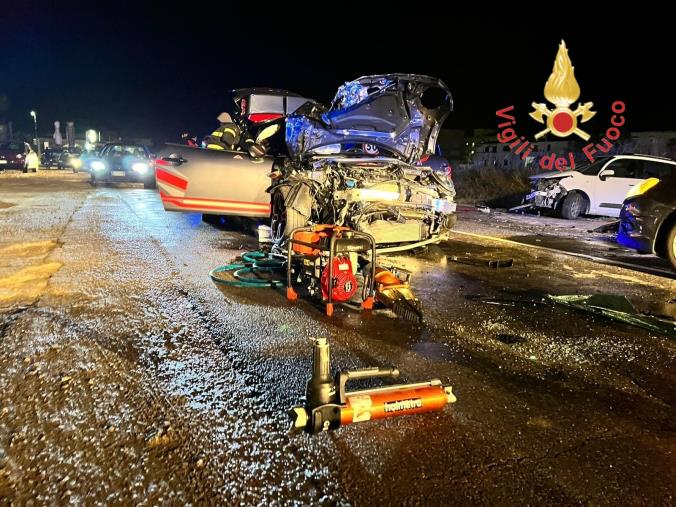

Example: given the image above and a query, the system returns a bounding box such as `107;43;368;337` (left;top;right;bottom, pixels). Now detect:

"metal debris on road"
548;294;676;338
449;255;514;268
589;220;620;234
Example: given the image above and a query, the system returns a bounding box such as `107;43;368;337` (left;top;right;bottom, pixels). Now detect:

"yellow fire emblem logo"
530;40;596;140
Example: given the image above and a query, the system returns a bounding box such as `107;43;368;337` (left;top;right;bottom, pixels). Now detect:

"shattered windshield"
331;78;394;110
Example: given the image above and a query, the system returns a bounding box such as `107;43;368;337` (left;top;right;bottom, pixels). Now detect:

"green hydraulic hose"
209;250;286;288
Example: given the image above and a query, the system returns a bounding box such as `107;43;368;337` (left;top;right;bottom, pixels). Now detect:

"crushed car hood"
285;74;452;164
529;171;578;181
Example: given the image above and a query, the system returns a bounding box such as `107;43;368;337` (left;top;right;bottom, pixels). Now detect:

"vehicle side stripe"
160;193;271;213
156;168;188;190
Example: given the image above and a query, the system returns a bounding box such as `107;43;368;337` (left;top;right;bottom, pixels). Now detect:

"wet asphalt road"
0;171;674;505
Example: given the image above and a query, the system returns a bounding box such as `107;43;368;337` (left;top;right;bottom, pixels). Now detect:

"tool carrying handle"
336;367;400;404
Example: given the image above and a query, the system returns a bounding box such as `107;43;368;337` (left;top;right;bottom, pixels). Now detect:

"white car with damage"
524;154;676;219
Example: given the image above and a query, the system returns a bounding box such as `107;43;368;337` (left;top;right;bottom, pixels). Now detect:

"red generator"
286;225;376;316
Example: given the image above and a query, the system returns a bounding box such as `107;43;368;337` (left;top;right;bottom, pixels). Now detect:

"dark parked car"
618;174;676;270
87;142;156;188
0;142;26;170
41;147;63;169
60;146;83;172
41;146;83;171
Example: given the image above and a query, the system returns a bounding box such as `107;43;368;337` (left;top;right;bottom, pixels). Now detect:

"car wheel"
89;175;97;186
560;192;585;219
22;167;28;173
143;180;156;190
665;224;676;271
270;186;310;243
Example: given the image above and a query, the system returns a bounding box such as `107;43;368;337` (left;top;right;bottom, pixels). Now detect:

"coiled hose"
209;251;286;288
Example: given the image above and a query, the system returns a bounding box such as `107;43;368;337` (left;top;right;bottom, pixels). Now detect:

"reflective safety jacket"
204;123;241;150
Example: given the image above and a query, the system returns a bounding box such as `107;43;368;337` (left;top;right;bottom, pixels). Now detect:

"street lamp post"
29;110;39;155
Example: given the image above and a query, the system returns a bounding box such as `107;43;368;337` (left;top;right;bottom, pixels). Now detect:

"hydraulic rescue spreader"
290;338;456;434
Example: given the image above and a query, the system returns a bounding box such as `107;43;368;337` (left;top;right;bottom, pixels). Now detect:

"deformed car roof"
285;73;453;163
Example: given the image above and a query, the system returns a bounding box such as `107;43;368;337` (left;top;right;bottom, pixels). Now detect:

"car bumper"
0;161;23;169
617;200;655;254
524;185;564;210
93;170;155;183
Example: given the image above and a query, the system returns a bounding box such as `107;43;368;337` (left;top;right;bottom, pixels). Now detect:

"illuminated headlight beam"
90;160;106;172
132;162;150;174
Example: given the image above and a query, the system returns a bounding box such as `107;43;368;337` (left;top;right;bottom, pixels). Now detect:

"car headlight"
625;178;660;199
17;154;23;159
90;160;106;171
132;162;149;174
70;158;82;168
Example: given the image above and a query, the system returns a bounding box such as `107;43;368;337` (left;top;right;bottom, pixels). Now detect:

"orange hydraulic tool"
373;266;424;323
289;338;456;434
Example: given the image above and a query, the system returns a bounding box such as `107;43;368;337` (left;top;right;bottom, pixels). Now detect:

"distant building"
464;130;676;171
626;131;676;158
470;139;578;170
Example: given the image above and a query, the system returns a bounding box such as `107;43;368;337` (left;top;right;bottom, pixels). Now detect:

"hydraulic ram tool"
290;338;456;434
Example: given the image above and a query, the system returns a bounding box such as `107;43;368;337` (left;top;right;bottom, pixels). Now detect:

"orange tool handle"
340;385;451;425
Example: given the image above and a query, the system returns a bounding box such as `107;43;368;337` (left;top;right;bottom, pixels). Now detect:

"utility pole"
30;110;39;155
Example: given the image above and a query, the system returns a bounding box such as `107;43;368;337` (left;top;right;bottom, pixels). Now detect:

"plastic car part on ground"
548;294;676;338
589;220;620;233
449;255;514;268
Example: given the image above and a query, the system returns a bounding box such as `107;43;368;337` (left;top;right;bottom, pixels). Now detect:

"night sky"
2;5;674;144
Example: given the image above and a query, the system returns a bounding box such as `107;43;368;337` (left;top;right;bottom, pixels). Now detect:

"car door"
595;158;645;214
155;144;274;218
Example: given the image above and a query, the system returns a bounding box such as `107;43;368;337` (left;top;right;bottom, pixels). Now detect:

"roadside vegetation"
454;166;532;207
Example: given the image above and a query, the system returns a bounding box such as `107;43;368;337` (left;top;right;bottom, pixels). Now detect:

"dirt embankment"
454;166;531;207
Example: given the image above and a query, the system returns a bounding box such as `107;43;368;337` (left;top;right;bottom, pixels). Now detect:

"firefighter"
204;112;241;150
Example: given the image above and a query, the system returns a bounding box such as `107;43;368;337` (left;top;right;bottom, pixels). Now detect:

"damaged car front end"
524;173;568;211
270;74;456;250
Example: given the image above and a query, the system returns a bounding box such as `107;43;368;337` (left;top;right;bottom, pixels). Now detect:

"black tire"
665;224;676;272
270;186;310;242
22;167;28;173
89;174;96;186
560;192;585;219
143;180;156;189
